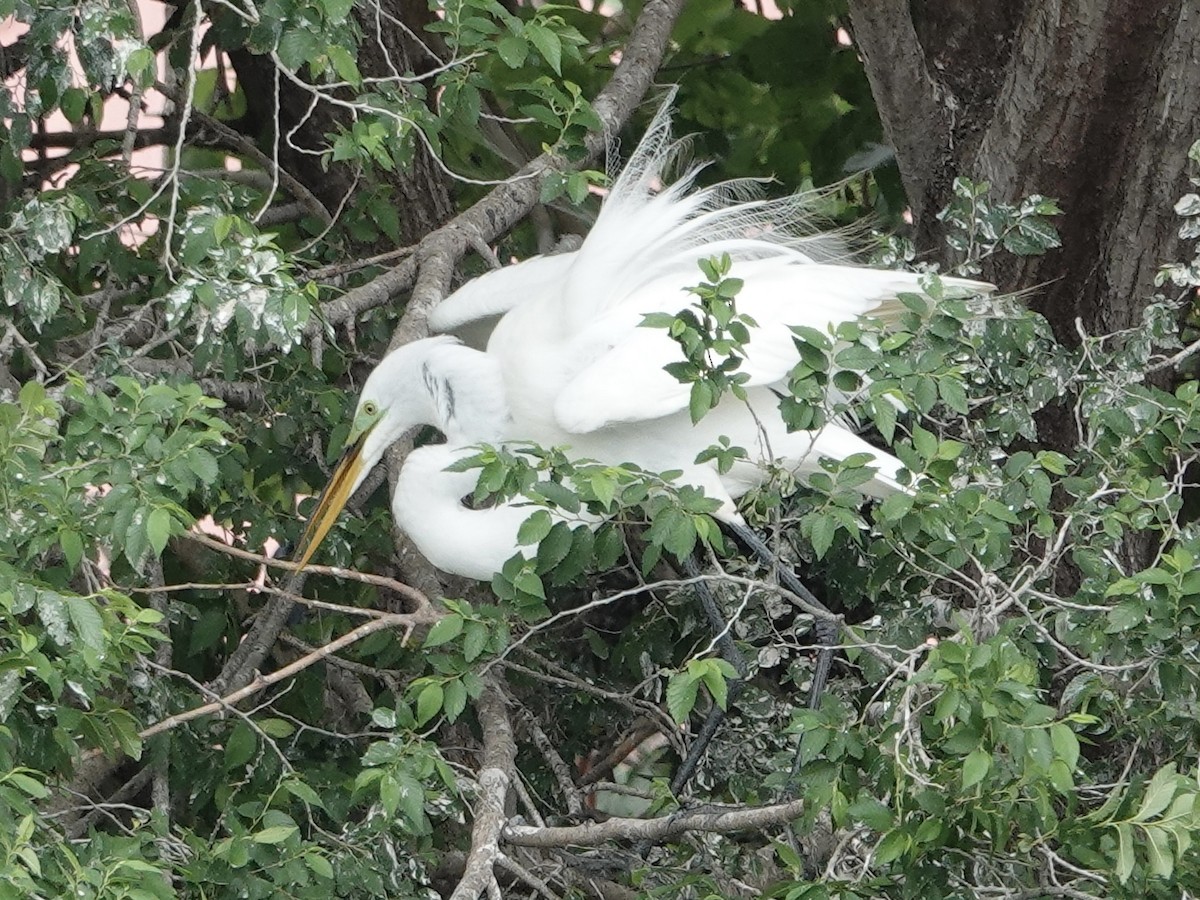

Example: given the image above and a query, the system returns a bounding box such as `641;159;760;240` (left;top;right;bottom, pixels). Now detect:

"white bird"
295;104;993;579
293;337;536;580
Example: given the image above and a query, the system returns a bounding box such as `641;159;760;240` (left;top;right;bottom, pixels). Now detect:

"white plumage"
295;105;993;578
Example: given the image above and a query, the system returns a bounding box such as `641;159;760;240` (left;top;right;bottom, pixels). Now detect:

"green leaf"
873;398;898;443
59;529;84;569
700;663;731;710
277;28;323;71
226;837;250;868
878;493;914;522
5;771;49;799
536;522;574;572
566;171;590;205
496;35;528;68
514;568;546;600
874;830;910;864
60;87;88;123
252;825;298;844
1134;764;1179;822
1145;825;1174;878
911;424;938;461
1115;823;1135;882
792;326;830;350
773;839;804;872
526;24;562;73
517;510;553;546
1106;600;1145;631
1050;723;1079;769
584;628;609;659
327;45;361;85
912;377;938;414
1035;450;1071;475
809;514;836;558
1025;727;1053;774
462;622;489;662
834;345;880;370
395;773;427;829
65;597;105;652
304;853;334;879
322;0;354;22
534;480;581;513
442;678;468;723
664;512;698;559
642;312;679;330
590;472;617;509
371;707;397;729
666;671;700;723
225;723;257;768
938;377;969;414
846;796;893;831
146;507;171;556
379;774;401;816
689;380;714;424
415;683;445;726
282;779;326;810
897;292;929;315
962;749;991;789
1044;758;1073;795
424;614;464;649
935;439;965;461
259;718;295;738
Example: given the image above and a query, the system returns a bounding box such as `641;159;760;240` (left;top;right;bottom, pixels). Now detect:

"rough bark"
850;1;1198;574
849;0;1198;345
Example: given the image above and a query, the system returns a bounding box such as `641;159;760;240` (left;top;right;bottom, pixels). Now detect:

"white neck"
393;443;542;581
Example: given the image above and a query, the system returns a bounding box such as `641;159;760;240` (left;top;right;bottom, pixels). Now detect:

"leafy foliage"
642;253;757;423
2;0;1199;898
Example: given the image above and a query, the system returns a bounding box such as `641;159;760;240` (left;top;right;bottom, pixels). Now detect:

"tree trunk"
849;1;1198;575
849;0;1197;345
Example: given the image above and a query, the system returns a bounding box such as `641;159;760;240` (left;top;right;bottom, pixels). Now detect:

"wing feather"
429;253;576;334
554;263;992;433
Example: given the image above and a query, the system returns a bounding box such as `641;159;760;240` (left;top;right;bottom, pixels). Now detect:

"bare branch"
184;530;428;606
83;602;438;764
515;706;583;815
450;675;517;900
146;80;334;227
504;798;807;849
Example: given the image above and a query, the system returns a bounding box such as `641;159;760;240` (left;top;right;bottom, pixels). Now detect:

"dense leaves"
2;0;1200;898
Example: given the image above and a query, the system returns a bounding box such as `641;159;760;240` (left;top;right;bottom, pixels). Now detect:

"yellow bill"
294;431;370;569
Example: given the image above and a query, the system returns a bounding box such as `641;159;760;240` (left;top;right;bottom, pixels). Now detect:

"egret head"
292;361;414;569
293;337;510;569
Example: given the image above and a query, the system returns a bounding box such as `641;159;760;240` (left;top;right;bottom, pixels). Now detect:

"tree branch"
146;81;334;228
128;358;263;409
84;600;439;764
847;0;949;223
504;798;807;848
314;0;687;343
449;675;517;900
193;529;433;694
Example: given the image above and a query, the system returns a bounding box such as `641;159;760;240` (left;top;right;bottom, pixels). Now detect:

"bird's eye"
363;401;378;417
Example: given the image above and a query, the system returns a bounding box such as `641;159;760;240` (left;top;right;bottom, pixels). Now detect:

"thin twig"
81;603;438;764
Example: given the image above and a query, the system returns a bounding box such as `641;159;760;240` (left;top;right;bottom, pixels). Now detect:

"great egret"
292;108;995;792
295;105;993;582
